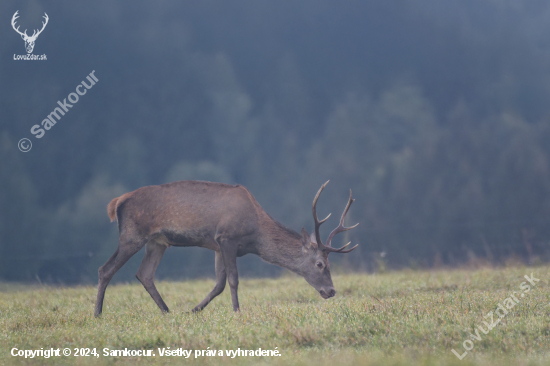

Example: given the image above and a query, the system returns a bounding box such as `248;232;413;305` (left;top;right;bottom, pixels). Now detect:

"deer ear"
309;232;318;249
301;228;316;251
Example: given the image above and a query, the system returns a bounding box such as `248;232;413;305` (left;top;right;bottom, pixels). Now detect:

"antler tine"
326;241;359;253
325;189;359;252
312;180;331;249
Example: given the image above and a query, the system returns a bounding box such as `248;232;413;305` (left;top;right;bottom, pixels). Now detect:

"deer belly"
155;229;219;251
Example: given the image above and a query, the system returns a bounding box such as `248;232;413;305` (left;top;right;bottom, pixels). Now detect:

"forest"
1;0;550;283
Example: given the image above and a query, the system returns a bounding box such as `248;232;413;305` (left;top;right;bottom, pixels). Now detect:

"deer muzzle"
319;287;336;299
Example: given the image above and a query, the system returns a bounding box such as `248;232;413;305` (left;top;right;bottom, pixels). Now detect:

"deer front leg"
192;251;227;312
218;240;240;311
136;242;169;314
95;236;146;317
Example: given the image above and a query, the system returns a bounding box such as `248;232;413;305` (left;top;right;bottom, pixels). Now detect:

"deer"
94;180;359;317
11;11;49;54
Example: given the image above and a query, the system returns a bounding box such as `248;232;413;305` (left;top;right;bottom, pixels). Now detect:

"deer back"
111;181;263;250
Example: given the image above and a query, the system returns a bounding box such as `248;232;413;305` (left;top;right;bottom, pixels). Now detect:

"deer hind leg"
136;241;169;313
192;250;227;312
94;235;147;317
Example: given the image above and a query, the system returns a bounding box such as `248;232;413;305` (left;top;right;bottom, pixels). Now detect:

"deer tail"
107;192;133;222
107;196;120;222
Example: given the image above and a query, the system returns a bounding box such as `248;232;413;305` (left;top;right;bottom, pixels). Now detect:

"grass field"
1;265;549;366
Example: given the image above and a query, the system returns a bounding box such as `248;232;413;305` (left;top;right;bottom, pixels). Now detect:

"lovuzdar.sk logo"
12;10;48;61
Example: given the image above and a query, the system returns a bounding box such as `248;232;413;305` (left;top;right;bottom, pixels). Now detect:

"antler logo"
11;10;49;54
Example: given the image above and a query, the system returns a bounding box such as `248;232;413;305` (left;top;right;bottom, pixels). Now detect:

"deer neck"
256;219;305;274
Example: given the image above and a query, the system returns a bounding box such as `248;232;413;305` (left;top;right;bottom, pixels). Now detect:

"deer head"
12;11;49;54
300;180;359;299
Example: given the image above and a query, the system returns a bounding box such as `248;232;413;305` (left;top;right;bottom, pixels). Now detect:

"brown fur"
107;197;119;222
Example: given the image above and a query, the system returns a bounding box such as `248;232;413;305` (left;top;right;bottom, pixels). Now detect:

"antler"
11;11;27;37
31;13;49;39
11;11;48;40
311;181;359;253
312;180;332;249
325;189;359;253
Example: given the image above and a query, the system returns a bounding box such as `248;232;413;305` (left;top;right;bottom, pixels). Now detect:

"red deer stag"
94;180;358;316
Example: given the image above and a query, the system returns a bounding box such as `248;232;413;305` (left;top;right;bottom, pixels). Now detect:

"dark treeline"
1;0;550;283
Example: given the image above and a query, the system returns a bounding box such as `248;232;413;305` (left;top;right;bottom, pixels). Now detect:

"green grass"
1;265;549;365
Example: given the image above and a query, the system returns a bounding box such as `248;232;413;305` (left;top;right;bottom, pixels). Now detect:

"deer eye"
316;261;324;269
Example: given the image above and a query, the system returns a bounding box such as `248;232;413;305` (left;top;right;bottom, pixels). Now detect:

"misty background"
1;1;550;284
